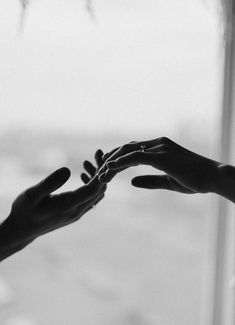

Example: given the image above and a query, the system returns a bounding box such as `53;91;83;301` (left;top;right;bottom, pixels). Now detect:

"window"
0;1;233;325
206;2;235;324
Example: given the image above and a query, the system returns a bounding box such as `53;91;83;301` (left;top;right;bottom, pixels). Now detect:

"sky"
0;0;223;137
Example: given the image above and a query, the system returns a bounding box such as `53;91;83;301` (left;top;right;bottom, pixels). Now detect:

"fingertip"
98;174;108;184
131;177;142;187
87;176;99;187
58;167;71;179
83;160;89;168
98;174;104;181
96;149;103;155
95;149;101;158
95;149;104;166
106;161;115;168
36;167;71;198
102;154;108;161
81;173;90;184
98;179;105;185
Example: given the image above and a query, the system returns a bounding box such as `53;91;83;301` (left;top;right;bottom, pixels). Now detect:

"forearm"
0;217;32;262
213;164;235;203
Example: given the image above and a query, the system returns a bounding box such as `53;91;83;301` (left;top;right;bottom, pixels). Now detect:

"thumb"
31;167;71;202
131;175;170;190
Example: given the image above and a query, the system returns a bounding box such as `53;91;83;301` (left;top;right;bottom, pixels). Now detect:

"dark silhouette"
1;137;234;262
0;149;106;262
98;137;235;203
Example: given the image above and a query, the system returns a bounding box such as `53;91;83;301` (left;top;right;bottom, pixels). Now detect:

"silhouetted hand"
0;150;106;261
98;137;235;202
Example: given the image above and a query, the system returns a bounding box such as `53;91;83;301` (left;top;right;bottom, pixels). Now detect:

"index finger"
107;151;168;170
98;151;166;183
105;137;171;165
102;141;138;161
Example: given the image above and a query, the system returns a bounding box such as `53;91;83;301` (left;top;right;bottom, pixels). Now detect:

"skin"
98;137;235;203
0;150;107;262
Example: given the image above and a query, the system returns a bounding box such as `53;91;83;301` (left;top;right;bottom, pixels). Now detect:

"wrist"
0;216;33;262
212;164;235;202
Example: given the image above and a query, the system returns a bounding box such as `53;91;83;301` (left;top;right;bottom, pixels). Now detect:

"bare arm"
214;164;235;203
0;217;33;262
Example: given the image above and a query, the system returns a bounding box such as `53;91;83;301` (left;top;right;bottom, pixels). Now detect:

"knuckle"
23;188;36;202
122;144;130;151
123;142;137;151
160;136;171;144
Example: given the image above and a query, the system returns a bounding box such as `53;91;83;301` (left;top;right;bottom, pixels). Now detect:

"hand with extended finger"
98;137;229;196
0;149;106;261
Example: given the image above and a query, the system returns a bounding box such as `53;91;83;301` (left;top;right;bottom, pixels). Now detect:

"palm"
166;175;195;194
8;150;106;242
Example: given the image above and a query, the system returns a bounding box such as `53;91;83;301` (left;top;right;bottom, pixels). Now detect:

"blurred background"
0;0;225;324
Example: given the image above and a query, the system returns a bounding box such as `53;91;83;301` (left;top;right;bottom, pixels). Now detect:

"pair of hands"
1;137;234;262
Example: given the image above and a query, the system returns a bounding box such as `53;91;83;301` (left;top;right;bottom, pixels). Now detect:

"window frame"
205;2;235;324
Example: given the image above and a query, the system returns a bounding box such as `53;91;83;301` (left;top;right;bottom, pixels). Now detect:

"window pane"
0;1;222;325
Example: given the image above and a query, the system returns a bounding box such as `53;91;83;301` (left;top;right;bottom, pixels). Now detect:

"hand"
98;137;222;194
1;150;106;256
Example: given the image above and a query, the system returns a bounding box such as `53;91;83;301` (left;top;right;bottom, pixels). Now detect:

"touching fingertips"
106;161;115;168
98;172;110;183
97;166;106;176
98;173;106;181
102;153;109;161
